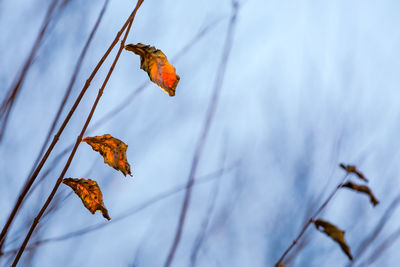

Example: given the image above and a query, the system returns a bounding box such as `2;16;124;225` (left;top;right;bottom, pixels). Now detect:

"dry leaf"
62;178;110;220
341;181;379;206
83;134;132;177
339;163;368;182
314;219;353;261
124;43;180;96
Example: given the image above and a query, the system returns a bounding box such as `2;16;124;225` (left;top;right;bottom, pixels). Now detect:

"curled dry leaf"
83;134;132;177
314;219;353;261
339;163;368;182
62;178;110;220
341;181;379;206
124;43;180;96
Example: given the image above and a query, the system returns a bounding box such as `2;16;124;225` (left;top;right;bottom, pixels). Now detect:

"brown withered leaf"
341;181;379;206
339;163;368;182
62;178;110;220
124;43;180;96
314;219;353;261
83;134;132;177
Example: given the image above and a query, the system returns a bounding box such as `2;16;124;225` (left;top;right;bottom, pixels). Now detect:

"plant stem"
0;1;136;255
10;1;144;265
0;0;60;141
274;173;349;267
164;2;239;267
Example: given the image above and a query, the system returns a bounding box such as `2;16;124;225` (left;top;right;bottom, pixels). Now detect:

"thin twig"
0;0;60;141
128;218;159;267
2;162;238;256
0;1;137;255
274;173;349;267
164;2;240;267
282;198;318;265
24;16;225;201
190;137;228;266
87;17;224;132
12;3;108;257
346;194;400;266
10;1;144;265
0;0;62;254
6;3;108;258
358;226;400;267
3;13;223;258
29;0;108;176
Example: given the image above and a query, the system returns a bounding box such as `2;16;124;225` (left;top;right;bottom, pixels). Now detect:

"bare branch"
164;3;240;266
190;137;228;266
10;1;144;265
2;162;239;256
274;173;349;267
0;0;136;255
0;0;60;141
346;194;400;266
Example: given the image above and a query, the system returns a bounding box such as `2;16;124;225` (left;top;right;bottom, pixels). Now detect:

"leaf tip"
102;210;111;221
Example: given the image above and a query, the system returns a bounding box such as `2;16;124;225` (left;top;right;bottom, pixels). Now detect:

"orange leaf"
82;134;132;177
124;43;180;96
62;178;110;220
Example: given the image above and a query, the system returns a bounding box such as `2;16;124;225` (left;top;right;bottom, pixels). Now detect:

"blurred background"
1;0;400;266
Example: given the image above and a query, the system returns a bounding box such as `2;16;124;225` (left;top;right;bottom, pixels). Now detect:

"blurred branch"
283;200;317;265
128;221;155;267
358;226;400;267
10;1;144;265
87;16;224;132
29;0;108;181
2;2;108;254
198;245;224;267
190;136;228;266
0;0;60;141
0;0;137;256
274;173;349;267
164;2;240;266
346;194;400;266
194;166;245;266
2;162;239;256
26;15;225;199
5;160;95;251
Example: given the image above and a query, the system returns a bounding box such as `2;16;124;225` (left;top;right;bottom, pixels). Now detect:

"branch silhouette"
0;0;59;141
274;173;350;267
25;16;225;200
0;0;137;255
10;1;144;265
164;2;240;266
2;162;238;257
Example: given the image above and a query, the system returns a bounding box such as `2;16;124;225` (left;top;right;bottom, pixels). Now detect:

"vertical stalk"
274;173;349;267
164;2;239;266
0;0;60;141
